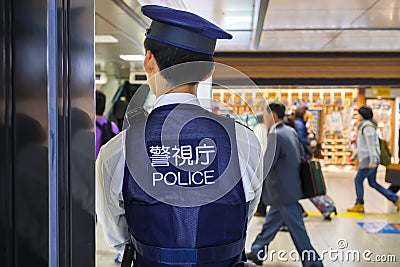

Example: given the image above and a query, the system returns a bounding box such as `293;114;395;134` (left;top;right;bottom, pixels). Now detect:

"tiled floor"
96;166;400;266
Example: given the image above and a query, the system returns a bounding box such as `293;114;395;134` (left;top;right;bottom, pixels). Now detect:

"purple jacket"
95;117;120;158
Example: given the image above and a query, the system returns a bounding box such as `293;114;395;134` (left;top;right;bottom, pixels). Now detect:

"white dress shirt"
96;93;263;253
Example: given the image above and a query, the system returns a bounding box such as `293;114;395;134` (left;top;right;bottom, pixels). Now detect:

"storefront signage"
370;86;391;97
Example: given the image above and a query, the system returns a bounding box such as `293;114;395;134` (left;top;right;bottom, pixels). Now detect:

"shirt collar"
152;93;200;110
269;122;283;134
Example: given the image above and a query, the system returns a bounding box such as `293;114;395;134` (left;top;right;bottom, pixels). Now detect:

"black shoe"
246;252;263;266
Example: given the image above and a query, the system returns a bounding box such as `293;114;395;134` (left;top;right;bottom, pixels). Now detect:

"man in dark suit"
247;102;323;267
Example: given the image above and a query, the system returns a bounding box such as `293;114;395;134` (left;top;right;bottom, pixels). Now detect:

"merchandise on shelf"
322;136;353;165
322;104;357;165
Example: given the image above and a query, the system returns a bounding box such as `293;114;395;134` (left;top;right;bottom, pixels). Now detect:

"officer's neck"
164;84;198;96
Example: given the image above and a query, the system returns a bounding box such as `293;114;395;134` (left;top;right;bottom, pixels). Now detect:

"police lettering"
149;144;216;168
152;170;215;186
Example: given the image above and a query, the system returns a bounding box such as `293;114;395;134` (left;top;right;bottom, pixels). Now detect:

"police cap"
141;5;232;55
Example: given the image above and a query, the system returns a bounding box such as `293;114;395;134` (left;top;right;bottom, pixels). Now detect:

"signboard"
370;86;391;97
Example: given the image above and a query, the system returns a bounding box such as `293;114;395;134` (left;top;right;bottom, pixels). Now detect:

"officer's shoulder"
234;120;253;132
220;114;253;132
98;131;124;162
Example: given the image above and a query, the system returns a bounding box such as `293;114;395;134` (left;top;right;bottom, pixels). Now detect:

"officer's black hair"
96;91;106;116
268;102;286;120
144;38;214;86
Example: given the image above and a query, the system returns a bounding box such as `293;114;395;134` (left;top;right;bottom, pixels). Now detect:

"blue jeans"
355;167;399;204
251;202;323;267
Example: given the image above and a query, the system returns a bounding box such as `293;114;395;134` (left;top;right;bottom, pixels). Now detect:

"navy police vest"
122;104;247;267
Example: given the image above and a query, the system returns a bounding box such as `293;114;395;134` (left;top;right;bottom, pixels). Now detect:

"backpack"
96;120;117;147
361;124;391;166
379;139;392;166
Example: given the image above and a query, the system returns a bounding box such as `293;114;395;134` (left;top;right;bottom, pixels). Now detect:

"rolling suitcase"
310;195;337;220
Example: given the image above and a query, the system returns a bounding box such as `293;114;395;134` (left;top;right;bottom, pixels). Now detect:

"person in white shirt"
253;111;268;217
253;112;268;155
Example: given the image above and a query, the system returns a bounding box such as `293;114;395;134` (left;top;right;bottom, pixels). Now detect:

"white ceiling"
95;0;400;69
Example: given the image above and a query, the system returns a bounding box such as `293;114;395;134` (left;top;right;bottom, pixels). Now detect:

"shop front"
365;87;400;164
212;87;399;166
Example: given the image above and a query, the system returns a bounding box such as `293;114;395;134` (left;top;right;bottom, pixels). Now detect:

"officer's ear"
143;50;159;75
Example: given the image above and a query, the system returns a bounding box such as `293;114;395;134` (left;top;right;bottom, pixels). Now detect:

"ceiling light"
95;35;119;43
120;55;145;61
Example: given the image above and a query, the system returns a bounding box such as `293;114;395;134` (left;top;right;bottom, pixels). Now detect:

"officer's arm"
248;160;263;221
235;123;263;221
95;138;130;254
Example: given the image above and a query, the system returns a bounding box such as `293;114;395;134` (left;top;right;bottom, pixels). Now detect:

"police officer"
96;5;263;267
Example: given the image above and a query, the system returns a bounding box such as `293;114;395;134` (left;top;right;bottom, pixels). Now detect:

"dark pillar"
0;1;95;267
0;0;13;266
66;1;96;266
